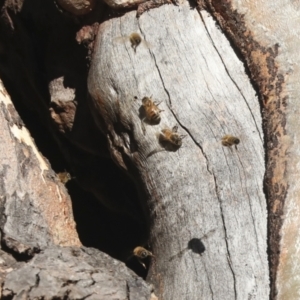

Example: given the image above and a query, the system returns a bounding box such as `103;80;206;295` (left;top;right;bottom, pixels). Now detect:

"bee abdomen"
222;141;231;146
149;111;161;123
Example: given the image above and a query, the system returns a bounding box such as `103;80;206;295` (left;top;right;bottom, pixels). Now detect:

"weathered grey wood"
0;249;25;290
1;246;155;299
202;0;300;298
88;2;268;299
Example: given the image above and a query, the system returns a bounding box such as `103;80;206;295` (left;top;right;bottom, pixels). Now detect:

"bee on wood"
113;32;151;53
141;96;163;134
133;246;154;268
129;33;142;52
146;125;186;157
57;172;72;184
160;125;186;148
221;135;240;149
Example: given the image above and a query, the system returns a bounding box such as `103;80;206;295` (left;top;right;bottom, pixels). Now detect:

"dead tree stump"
88;3;268;299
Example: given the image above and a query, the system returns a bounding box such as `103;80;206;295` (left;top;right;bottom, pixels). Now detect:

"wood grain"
88;2;268;299
204;0;300;298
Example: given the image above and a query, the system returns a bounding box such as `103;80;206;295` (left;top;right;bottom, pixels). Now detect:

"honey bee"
133;246;154;268
221;135;240;149
129;33;142;52
57;172;72;184
159;125;186;148
141;96;163;134
146;125;186;157
113;32;151;53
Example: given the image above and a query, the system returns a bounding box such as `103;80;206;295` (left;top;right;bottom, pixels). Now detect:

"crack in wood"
139;22;215;177
138;24;173;110
201;258;215;300
126;281;130;300
27;271;40;294
198;2;284;298
235;151;264;264
198;10;263;143
212;173;237;300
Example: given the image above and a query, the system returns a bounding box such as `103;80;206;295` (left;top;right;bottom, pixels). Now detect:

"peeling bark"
0;80;81;252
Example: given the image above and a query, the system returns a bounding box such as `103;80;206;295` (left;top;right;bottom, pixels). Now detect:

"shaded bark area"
88;2;268;299
0;81;81;253
0;0;154;298
0;0;148;263
0;79;153;298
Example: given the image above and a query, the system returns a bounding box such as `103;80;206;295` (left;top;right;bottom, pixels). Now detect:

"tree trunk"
0;0;298;298
88;3;268;299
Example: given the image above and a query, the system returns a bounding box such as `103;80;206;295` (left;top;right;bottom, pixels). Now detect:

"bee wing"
201;228;216;240
138;259;146;269
141;40;153;49
221;135;230;141
113;36;129;45
172;125;179;132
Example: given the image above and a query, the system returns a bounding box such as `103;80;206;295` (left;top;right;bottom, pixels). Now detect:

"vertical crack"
236;152;264;263
201;259;215;300
137;23;172;109
139;20;238;299
212;173;237;300
27;271;40;295
198;11;263;143
126;281;130;300
139;23;213;175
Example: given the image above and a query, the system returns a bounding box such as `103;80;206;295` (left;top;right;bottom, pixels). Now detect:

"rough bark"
0;0;298;298
0;79;154;299
0;80;81;253
88;2;268;299
1;246;154;300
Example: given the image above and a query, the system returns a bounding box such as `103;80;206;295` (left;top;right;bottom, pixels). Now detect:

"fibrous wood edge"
202;1;298;299
88;2;268;299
